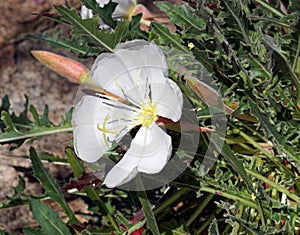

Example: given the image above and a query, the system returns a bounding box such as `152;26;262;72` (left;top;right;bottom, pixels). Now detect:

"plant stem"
293;35;300;71
200;186;258;210
154;187;190;214
186;193;214;227
253;0;285;18
0;127;74;144
196;207;222;234
246;169;300;202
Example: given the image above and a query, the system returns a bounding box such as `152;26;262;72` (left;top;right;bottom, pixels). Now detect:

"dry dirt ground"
0;0;91;233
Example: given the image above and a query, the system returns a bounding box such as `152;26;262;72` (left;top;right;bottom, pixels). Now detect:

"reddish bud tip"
31;50;90;84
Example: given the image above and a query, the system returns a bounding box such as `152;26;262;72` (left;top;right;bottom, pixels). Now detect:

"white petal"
115;40;169;78
134;125;172;173
91;40;169;106
81;5;93;19
150;79;183;122
112;0;137;19
73;95;136;162
103;153;139;188
103;124;172;187
96;0;109;8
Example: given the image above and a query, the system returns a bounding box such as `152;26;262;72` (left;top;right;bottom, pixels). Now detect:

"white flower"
73;40;183;188
111;0;137;20
80;0;110;19
96;0;110;8
81;5;93;20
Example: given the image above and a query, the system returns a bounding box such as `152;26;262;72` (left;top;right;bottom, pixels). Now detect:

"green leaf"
0;175;28;209
161;220;189;235
263;35;300;103
295;56;300;77
151;23;190;53
221;142;254;192
65;148;119;231
28;30;100;57
137;189;160;235
29;147;78;224
220;0;250;44
80;0;117;27
23;227;46;235
155;2;206;39
29;198;72;235
66;148;84;178
0;230;9;235
0;96;73;147
55;6;128;52
249;99;300;168
208;219;220;235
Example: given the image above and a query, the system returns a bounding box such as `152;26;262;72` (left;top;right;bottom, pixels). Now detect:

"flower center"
135;102;158;127
126;4;138;20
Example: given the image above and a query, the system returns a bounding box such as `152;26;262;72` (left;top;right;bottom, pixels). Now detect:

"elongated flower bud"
31;50;90;84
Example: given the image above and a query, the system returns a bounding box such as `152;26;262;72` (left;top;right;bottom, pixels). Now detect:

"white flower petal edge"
81;1;109;20
91;40;169;104
111;0;137;19
148;79;183;122
96;0;110;8
73;95;137;162
81;5;93;19
103;124;172;187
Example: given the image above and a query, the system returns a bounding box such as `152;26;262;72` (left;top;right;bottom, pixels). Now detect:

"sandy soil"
0;0;91;233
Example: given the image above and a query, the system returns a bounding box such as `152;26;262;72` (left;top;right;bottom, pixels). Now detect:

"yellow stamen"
134;102;158;127
188;42;195;50
97;115;119;147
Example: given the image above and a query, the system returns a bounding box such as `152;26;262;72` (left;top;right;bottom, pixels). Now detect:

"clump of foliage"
1;0;300;234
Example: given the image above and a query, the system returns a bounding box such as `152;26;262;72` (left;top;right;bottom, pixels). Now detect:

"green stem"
200;186;258;210
0;127;74;144
293;35;300;71
186;193;214;227
246;169;300;202
196;207;222;234
154;188;190;214
253;0;285;18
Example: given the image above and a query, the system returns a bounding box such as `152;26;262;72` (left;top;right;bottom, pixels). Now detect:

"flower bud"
31;50;90;84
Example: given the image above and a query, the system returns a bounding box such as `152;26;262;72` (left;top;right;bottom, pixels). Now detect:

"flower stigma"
97;114;119;147
134;102;158;127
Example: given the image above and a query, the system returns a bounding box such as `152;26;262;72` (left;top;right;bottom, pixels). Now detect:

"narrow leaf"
55;6;128;52
152;23;190;53
156;2;206;38
29;198;72;235
29;147;77;224
221;142;254;192
263;35;300;103
138;190;160;235
28;32;99;57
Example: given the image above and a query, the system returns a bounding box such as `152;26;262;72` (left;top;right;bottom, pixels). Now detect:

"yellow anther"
97;115;119;147
188;42;195;50
134;102;158;127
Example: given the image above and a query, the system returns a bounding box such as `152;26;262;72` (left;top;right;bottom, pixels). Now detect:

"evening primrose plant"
73;40;184;188
1;0;300;234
